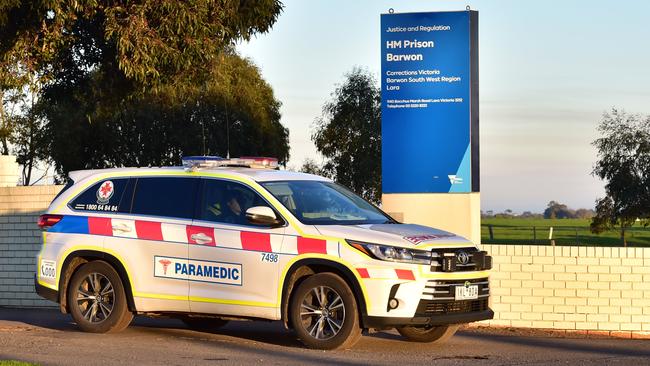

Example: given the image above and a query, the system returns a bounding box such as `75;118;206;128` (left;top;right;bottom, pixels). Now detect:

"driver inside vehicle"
220;190;248;225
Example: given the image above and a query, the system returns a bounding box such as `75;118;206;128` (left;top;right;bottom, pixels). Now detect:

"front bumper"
364;306;494;329
34;274;59;303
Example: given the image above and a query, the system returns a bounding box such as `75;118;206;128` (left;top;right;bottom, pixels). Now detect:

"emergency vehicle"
35;156;493;349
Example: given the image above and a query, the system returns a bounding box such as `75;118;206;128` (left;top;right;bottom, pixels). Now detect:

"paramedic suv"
35;156;493;349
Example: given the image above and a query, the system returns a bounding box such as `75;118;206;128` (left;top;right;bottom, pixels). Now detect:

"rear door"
188;178;285;319
103;176;199;312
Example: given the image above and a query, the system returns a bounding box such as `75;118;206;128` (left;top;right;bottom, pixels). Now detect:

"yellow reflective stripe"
59;245;277;308
51;169;311;235
37;279;58;290
416;242;479;249
52;170;205;213
133;292;275;308
55;245;137;292
189;296;275;308
277;251;372;309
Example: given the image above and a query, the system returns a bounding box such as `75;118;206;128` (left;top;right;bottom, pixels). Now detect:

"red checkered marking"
297;237;327;254
240;231;272;252
186;225;216;246
88;217;112;236
395;269;415;280
135;220;163;241
356;268;370;279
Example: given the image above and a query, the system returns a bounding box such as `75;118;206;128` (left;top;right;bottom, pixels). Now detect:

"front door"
188;178;285;319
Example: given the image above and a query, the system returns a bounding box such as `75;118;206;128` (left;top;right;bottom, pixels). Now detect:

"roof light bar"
181;156;278;171
237;157;279;169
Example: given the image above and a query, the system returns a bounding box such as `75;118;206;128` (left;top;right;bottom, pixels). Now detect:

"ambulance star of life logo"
96;181;114;204
158;259;172;275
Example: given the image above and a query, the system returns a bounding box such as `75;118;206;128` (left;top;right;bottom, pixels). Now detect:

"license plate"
455;285;479;300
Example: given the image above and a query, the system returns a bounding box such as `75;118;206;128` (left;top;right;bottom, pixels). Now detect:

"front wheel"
289;273;362;350
397;324;458;343
67;260;133;333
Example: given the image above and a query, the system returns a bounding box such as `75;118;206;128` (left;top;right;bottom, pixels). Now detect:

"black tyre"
289;273;362;350
67;261;133;333
182;317;229;332
397;324;458;343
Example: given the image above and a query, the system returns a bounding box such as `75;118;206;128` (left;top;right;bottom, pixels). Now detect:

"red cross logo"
100;182;112;197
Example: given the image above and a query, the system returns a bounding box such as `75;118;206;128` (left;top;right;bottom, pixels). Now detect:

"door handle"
112;223;132;233
190;232;213;244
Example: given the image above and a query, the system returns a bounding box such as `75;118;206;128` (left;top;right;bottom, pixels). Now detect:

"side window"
69;178;133;213
131;177;198;219
198;179;274;226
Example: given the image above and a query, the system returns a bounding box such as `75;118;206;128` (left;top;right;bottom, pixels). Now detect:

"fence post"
533;226;537;244
549;227;555;246
575;229;578;245
488;225;494;241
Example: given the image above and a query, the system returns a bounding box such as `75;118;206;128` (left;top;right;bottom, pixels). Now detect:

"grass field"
481;218;650;247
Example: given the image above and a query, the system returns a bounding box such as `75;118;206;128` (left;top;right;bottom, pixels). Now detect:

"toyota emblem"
456;251;470;265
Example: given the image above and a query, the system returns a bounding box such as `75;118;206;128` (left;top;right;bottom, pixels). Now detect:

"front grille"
421;277;490;301
430;247;480;272
417;298;489;315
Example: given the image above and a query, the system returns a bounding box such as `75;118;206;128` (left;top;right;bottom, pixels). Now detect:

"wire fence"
480;225;650;247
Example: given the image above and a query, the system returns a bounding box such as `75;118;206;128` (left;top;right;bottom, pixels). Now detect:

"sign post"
380;10;480;243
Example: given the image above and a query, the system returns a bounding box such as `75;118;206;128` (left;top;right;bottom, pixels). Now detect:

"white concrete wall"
481;244;650;338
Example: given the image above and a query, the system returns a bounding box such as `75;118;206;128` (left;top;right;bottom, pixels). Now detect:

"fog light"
388;298;399;309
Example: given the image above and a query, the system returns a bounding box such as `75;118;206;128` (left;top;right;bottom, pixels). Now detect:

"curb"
463;324;650;340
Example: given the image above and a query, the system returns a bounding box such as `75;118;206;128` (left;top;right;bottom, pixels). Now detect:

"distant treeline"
482;201;596;219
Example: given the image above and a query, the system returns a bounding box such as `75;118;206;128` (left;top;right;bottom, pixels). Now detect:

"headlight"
346;240;430;265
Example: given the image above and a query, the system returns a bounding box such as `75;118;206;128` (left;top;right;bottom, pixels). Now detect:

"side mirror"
246;206;282;227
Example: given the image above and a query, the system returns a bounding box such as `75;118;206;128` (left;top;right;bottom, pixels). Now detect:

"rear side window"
69;178;133;213
53;179;74;202
131;177;199;219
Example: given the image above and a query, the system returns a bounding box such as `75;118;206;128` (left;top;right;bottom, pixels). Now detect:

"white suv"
35;156;492;349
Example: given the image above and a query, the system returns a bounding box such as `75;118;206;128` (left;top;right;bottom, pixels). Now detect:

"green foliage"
0;0;283;90
0;0;288;179
312;68;381;202
298;158;323;175
0;361;39;366
591;109;650;237
40;51;289;176
542;201;594;219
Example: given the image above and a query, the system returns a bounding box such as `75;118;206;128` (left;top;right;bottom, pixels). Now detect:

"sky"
237;0;650;213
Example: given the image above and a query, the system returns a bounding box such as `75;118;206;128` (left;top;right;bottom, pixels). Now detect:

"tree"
544;201;575;219
590;109;650;245
1;0;283;91
0;0;283;173
39;51;290;176
312;68;381;202
299;158;323;175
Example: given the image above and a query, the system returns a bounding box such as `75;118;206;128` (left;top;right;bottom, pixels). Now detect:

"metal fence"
481;225;650;247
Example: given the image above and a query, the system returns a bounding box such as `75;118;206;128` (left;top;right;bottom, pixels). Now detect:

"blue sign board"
381;11;479;193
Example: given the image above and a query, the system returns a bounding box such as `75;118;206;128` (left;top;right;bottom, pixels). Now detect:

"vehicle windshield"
261;180;393;225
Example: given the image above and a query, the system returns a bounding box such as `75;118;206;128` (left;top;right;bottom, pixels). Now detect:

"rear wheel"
182;317;229;332
397;324;458;343
289;273;362;350
67;261;133;333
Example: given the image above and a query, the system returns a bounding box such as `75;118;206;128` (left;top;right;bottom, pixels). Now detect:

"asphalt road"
1;308;650;366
